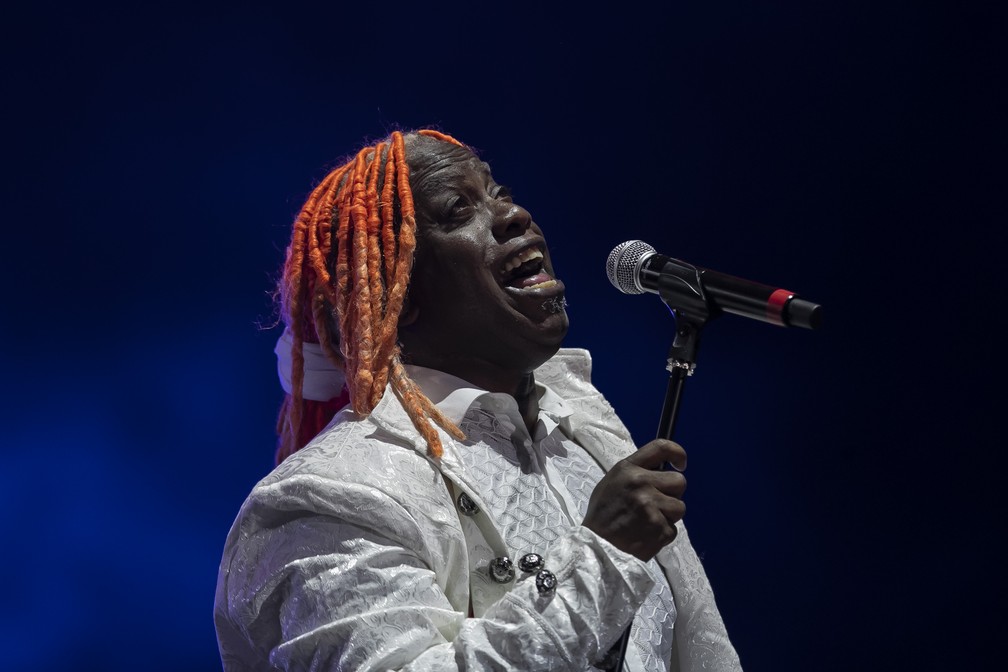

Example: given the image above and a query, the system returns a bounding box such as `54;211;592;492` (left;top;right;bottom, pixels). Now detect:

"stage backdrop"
2;3;1002;671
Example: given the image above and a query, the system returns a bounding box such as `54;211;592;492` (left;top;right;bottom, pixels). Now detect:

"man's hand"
582;440;687;562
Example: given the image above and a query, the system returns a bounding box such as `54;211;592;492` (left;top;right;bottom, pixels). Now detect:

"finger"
625;439;687;471
643;469;687;498
658;496;686;528
646;500;683;548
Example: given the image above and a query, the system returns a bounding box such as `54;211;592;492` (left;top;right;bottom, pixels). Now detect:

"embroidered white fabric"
453;395;674;672
215;348;741;671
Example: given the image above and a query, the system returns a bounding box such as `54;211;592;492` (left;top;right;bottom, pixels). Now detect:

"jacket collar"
366;348;636;479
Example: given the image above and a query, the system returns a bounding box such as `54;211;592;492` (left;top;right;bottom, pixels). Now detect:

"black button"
518;553;544;573
535;569;557;596
456;492;480;516
489;556;515;583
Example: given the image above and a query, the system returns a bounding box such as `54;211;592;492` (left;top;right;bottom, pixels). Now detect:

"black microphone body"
607;240;822;329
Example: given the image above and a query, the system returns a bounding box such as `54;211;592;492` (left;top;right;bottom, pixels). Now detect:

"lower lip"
505;271;557;290
501;274;567;322
503;274;565;299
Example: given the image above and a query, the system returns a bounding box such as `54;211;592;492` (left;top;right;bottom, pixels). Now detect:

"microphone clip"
656;309;710;441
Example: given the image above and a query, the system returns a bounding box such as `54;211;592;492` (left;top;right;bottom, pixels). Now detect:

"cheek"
411;225;503;299
410;254;487;314
416;235;491;282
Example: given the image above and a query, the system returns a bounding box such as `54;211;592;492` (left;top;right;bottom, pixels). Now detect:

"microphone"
606;240;822;329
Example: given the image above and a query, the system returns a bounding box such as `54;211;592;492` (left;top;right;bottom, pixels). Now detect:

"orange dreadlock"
276;130;468;464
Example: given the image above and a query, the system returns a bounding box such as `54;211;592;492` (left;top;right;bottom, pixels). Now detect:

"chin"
523;314;570;369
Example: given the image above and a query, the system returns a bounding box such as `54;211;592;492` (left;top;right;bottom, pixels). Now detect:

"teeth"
502;248;543;273
523;279;557;290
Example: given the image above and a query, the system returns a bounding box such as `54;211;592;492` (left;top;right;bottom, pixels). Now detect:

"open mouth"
499;247;558;290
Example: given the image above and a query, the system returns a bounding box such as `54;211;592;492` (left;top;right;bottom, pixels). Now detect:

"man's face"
399;140;569;380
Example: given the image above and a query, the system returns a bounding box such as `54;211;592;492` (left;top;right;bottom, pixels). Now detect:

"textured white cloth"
215;348;741;671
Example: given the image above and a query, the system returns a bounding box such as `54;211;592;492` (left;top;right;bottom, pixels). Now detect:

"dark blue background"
2;2;1003;670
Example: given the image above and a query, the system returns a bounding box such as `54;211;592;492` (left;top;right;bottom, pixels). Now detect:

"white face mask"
274;328;346;402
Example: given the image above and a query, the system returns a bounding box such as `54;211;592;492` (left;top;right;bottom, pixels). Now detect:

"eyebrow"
420;163;494;194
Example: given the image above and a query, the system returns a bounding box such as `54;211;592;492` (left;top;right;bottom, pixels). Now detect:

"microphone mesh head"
606;240;655;294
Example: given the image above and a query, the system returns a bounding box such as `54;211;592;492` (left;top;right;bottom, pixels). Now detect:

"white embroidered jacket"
214;348;741;671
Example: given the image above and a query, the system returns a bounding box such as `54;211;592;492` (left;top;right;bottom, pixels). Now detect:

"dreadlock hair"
275;129;468;465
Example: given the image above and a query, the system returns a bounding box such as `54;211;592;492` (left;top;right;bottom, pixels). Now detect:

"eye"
444;196;473;221
492;185;513;201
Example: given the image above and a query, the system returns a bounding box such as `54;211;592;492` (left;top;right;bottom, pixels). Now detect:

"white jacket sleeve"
660;523;742;672
215;472;657;671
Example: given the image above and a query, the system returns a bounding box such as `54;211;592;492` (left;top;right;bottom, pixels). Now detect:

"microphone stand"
656;316;703;440
599;266;718;672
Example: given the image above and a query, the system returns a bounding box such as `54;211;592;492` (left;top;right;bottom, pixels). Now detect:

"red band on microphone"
767;289;794;326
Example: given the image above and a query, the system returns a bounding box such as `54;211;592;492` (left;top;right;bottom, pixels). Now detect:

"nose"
491;202;533;241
